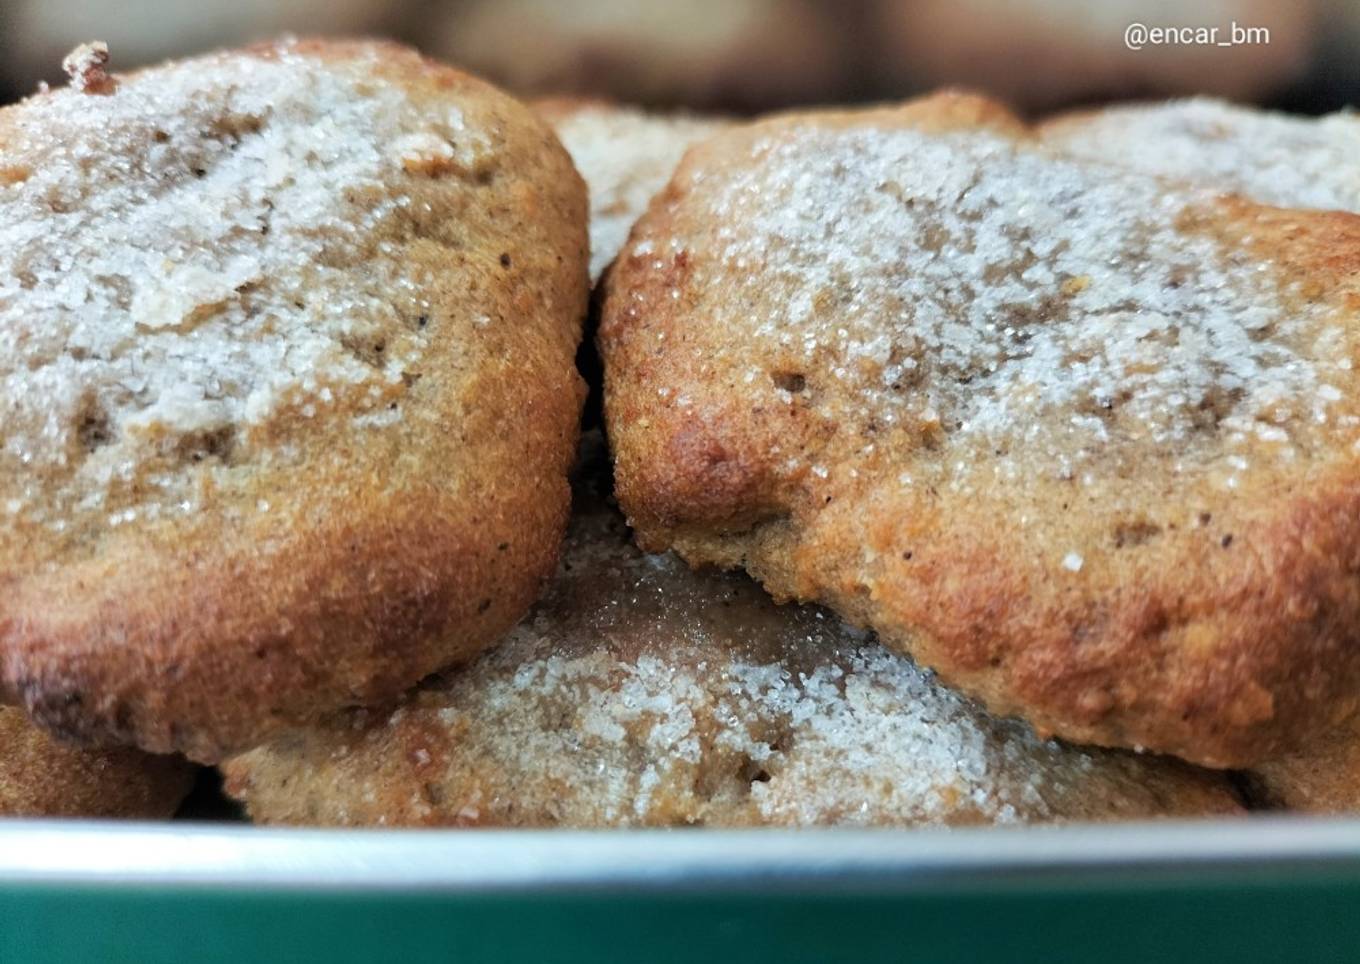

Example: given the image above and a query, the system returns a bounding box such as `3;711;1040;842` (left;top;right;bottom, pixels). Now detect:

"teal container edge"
3;869;1360;964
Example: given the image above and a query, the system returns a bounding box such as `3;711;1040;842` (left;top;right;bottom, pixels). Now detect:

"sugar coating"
1045;98;1360;214
546;104;724;280
228;494;1235;827
640;123;1351;485
0;46;488;536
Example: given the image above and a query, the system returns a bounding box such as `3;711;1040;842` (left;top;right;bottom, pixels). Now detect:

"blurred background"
1;0;1358;115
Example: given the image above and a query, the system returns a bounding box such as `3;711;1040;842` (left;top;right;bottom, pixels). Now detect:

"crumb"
62;41;116;95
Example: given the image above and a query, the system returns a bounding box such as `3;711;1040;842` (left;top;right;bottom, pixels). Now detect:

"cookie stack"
2;40;1356;825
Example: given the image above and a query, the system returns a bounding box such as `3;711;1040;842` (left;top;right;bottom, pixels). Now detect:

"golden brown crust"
600;92;1360;768
1041;100;1360;793
0;39;588;761
0;706;194;818
1247;718;1360;813
222;445;1243;828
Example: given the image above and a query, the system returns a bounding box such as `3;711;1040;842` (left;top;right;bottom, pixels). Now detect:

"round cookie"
0;39;588;761
536;100;727;282
599;91;1360;769
222;446;1241;828
1;706;194;818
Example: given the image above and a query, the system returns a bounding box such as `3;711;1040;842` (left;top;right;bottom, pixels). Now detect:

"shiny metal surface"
1;817;1358;893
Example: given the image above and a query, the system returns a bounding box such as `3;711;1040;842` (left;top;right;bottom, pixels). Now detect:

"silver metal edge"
1;816;1359;894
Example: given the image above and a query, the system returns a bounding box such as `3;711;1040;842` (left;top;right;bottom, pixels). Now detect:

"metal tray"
1;817;1358;963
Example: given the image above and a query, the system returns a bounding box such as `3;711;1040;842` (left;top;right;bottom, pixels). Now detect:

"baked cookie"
1245;719;1360;813
1;706;194;818
222;445;1241;827
0;39;588;761
599;91;1360;769
1042;98;1360;213
536;100;726;282
1043;99;1360;803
